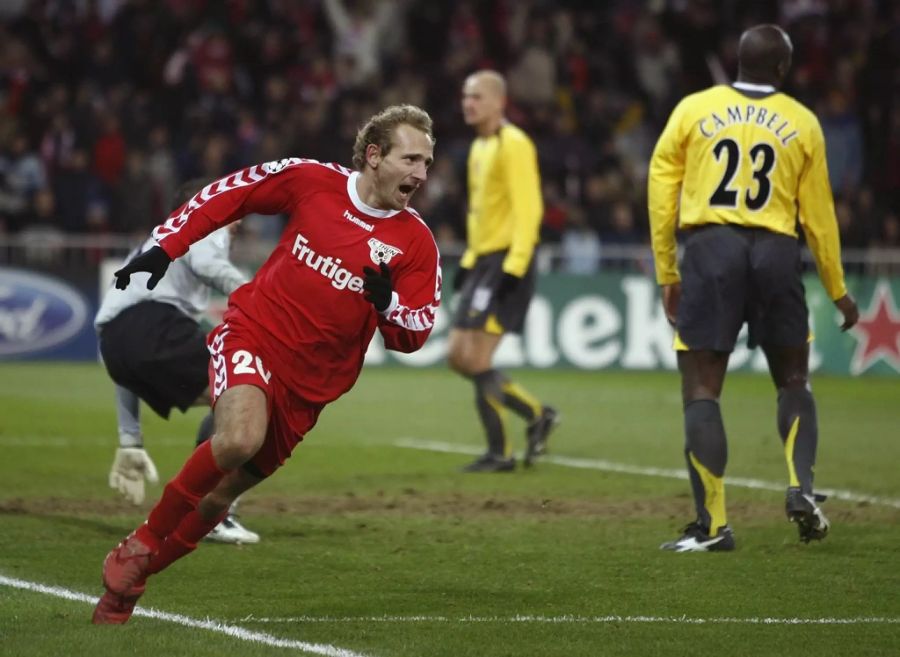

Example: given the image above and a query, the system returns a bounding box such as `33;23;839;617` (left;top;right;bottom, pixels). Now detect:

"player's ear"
777;53;792;84
365;143;382;169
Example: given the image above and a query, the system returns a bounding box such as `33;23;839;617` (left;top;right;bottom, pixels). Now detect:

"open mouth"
399;184;415;196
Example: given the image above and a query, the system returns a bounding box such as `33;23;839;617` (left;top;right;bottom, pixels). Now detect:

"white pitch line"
0;436;189;448
5;574;895;634
394;438;900;510
0;575;371;657
235;614;900;626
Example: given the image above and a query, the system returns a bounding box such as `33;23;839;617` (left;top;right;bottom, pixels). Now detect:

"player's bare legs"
209;384;268;469
762;343;829;541
449;328;554;470
448;328;501;375
661;350;734;550
137;468;265;583
449;329;509;465
134;384;267;551
194;409;261;545
198;467;263;521
97;385;267;606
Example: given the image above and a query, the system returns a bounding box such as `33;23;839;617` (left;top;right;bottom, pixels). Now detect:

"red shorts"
207;321;323;477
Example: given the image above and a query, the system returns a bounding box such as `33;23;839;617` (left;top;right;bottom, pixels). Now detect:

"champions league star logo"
368;238;403;265
261;158;293;174
849;280;900;375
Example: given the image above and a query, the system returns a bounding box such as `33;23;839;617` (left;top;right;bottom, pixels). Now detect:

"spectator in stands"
19;188;64;264
113;150;156;237
820;90;864;196
0;1;894;258
0;134;46;232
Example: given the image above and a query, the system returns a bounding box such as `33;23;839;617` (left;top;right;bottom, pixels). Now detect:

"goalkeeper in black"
449;70;558;473
648;24;858;551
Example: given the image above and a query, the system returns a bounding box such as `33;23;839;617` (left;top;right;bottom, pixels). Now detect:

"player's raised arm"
115;161;303;290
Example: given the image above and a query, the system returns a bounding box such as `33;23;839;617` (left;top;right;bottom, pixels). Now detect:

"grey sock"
777;386;818;494
684;399;728;528
474;370;508;457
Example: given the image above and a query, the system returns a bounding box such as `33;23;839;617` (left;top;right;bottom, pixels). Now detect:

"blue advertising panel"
0;267;97;361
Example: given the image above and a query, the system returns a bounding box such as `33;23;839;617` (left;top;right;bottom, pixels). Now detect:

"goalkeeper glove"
114;245;172;290
108;447;159;505
362;261;394;312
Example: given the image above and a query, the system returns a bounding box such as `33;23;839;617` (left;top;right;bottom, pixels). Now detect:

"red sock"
136;441;229;548
146;509;228;575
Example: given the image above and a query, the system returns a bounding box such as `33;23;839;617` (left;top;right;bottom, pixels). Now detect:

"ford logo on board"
0;268;89;357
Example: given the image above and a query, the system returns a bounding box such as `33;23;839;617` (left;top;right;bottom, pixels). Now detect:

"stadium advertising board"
372;271;900;377
0;267;94;359
5;264;898;376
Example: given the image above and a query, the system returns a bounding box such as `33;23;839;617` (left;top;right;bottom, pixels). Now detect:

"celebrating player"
648;25;859;552
92;104;441;623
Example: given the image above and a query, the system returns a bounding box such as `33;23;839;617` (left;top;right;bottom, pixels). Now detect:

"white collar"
733;81;776;93
347;171;400;218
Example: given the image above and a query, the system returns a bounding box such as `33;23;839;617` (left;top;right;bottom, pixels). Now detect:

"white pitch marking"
394;438;900;510
235;613;900;626
0;575;372;657
0;436;190;448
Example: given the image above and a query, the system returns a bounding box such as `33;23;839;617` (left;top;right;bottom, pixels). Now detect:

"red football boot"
91;581;145;625
102;532;156;594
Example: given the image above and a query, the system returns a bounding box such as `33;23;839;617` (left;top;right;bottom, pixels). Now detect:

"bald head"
738;24;793;86
469;70;507;99
461;70;507;135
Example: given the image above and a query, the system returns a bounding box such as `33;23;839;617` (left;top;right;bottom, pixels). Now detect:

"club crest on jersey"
368;238;403;264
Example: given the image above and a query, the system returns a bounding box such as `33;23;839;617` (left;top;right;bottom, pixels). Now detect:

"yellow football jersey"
648;83;847;300
461;122;543;277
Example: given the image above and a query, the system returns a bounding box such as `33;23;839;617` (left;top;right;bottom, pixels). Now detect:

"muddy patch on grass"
0;497;140;516
240;490;896;524
1;491;894;524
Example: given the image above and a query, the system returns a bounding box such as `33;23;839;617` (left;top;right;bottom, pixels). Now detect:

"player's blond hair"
352;104;434;170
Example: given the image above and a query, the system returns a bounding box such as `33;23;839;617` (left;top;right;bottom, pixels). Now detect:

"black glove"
114;245;172;291
362;261;393;312
453;266;470;292
495;272;520;302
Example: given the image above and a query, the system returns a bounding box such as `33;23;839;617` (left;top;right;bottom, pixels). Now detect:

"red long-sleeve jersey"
152;158;442;404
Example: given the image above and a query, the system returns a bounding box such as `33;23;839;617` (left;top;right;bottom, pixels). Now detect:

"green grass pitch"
0;362;898;657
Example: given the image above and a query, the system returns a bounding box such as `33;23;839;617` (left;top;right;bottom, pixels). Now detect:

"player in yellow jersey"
648;25;859;551
448;70;558;473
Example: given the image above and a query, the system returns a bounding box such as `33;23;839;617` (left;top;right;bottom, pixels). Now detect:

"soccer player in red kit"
92;104;441;624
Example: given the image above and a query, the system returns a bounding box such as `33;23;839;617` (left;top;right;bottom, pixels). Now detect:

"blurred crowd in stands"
0;0;898;272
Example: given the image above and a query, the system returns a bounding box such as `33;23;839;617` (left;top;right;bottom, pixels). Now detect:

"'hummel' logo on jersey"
343;210;374;232
368;238;403;265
